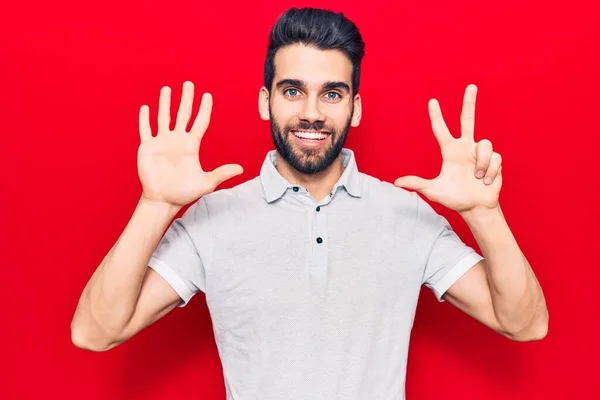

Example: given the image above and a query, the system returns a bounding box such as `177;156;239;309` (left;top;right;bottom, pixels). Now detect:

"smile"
291;130;330;140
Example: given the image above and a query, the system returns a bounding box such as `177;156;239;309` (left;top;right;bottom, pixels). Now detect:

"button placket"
309;201;329;288
291;186;316;207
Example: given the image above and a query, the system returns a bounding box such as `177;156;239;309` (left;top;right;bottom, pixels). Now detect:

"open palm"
394;85;503;213
138;81;243;207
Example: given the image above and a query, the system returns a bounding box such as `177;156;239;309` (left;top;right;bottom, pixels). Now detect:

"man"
71;7;548;400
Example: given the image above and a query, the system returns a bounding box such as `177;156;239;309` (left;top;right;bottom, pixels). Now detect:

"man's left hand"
394;84;502;213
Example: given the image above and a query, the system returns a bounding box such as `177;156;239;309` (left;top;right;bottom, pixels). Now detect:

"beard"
269;105;353;175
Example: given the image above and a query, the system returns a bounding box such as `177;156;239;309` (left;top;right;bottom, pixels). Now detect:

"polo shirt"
148;147;484;400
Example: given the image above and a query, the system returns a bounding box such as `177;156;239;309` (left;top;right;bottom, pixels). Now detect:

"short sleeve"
148;197;210;307
415;194;484;302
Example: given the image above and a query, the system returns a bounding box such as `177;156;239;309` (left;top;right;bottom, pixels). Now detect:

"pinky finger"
139;105;153;142
483;152;502;185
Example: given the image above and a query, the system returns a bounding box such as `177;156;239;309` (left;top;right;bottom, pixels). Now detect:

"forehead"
273;44;352;87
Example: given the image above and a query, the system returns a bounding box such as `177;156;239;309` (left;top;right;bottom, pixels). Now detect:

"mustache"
286;121;332;133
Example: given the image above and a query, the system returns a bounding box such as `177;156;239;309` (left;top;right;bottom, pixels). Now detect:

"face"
259;44;362;174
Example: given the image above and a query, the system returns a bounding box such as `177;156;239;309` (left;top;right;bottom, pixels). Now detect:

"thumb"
393;175;432;192
209;164;244;186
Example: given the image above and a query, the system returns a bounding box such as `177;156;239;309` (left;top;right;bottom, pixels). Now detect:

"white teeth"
293;130;328;140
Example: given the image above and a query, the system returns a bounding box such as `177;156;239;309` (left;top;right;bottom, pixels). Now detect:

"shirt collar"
260;148;362;203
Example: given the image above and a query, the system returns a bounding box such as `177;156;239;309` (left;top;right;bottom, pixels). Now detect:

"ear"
351;93;362;127
258;86;270;121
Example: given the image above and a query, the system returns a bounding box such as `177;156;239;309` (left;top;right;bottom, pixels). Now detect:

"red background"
2;0;598;399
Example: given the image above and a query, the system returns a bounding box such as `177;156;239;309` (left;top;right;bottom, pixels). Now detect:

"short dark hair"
264;7;365;96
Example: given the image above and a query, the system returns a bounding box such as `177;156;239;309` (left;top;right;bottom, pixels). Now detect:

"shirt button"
316;237;323;244
293;187;299;192
316;206;321;212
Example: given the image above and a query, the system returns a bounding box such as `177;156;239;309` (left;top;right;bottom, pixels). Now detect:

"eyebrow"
275;79;350;93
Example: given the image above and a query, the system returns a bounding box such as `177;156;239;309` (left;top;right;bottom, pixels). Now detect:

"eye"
324;92;342;101
283;88;300;98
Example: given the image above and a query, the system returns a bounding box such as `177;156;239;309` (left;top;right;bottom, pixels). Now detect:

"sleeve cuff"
148;257;195;307
429;252;484;302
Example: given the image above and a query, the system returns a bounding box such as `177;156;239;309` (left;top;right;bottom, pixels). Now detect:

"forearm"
460;205;548;338
72;196;181;341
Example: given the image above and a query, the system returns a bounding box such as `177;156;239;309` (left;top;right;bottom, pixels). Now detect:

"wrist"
138;195;182;217
459;205;503;224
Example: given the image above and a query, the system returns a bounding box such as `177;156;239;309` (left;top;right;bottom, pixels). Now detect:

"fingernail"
484;177;493;185
476;170;485;178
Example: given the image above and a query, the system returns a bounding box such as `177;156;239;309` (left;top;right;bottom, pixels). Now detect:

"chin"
294;154;335;174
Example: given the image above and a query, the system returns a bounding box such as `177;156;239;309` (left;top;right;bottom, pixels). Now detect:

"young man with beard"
71;7;548;400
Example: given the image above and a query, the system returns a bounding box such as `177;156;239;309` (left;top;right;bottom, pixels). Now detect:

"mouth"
290;130;331;141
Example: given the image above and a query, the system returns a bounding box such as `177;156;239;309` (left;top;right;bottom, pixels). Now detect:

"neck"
275;152;345;202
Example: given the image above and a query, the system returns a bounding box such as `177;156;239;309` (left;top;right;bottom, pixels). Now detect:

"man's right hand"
137;81;243;207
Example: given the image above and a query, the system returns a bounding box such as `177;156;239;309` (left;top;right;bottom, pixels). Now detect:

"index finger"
428;99;453;147
190;92;213;140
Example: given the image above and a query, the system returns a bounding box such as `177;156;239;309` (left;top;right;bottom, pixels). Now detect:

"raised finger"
157;86;171;134
428;99;453;147
138;105;152;142
475;139;493;178
483;152;502;185
175;81;195;132
190;92;213;140
460;84;477;140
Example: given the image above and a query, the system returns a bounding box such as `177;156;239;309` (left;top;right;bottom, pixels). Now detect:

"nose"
298;95;325;124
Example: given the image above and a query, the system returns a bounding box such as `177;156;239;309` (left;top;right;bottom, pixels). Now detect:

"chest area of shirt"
204;210;422;320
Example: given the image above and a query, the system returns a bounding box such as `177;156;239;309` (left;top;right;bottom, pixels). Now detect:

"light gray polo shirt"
148;147;483;400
